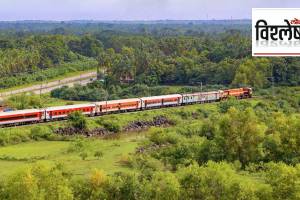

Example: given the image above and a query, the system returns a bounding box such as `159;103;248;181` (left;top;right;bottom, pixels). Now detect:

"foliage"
218;96;252;113
79;151;88;160
67;138;90;153
199;108;265;166
94;151;104;160
68;111;88;130
97;119;121;133
0;55;97;89
265;162;300;200
5;93;43;109
0;164;73;200
0;94;300;199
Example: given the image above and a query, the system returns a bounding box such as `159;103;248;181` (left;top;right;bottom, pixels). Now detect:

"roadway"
0;71;97;98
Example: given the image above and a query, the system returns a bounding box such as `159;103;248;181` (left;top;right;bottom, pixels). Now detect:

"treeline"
0;34;102;89
96;33;300;88
0;58;97;89
0;20;251;36
1;23;300;91
0;34;102;76
0;161;299;200
50;81;218;101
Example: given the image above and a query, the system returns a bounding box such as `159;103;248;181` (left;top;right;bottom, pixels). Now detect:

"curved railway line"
0;87;252;128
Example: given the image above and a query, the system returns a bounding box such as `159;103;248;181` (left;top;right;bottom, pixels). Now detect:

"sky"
0;0;299;21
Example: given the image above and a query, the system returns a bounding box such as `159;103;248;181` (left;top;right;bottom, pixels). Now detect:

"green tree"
2;164;73;200
233;58;271;88
145;172;180;200
177;162;271;200
202;107;265;166
265;163;300;200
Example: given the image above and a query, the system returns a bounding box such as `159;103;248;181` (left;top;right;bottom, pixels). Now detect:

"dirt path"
0;71;97;98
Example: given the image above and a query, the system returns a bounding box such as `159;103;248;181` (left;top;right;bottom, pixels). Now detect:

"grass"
0;98;265;177
41;93;90;107
0;68;96;93
0;133;144;177
0;99;254;139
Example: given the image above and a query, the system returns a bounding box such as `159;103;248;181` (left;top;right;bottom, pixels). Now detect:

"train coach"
95;98;141;113
140;94;182;109
0;87;253;127
182;90;222;104
0;109;44;125
45;104;96;120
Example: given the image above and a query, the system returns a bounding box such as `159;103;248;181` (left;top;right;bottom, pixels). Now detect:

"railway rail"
0;87;252;128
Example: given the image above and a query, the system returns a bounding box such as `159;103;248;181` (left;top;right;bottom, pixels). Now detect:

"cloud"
0;0;299;21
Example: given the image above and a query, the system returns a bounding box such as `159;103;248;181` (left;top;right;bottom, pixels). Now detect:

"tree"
68;111;87;130
263;113;300;164
201;107;265;166
265;162;300;200
2;164;73;200
233;58;271;88
145;172;180;200
177;162;271;200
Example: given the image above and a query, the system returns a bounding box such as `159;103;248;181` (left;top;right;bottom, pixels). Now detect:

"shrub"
149;130;181;145
29;126;52;140
68;111;87;130
79;152;88;160
98;120;121;133
94;151;104;160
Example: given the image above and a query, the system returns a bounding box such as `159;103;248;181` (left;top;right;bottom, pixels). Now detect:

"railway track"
0;97;254;129
0;71;97;98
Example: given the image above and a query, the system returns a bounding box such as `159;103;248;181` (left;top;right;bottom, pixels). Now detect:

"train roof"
46;103;96;111
182;91;221;96
0;109;42;116
108;98;141;103
140;94;182;101
95;98;141;105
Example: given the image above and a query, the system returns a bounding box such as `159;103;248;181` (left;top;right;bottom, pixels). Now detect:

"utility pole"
40;83;42;98
201;82;203;92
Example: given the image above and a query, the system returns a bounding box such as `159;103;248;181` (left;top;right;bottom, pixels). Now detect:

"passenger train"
0;87;252;127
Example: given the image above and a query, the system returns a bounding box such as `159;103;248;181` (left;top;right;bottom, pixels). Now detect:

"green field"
0;133;144;177
0;97;289;178
0;101;223;176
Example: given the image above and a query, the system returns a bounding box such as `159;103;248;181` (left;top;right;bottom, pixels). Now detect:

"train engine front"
222;87;253;99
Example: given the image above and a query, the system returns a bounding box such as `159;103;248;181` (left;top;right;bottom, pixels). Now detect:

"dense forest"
1;20;299;93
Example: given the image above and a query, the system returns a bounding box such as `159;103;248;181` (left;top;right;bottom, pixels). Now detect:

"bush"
149;129;181;145
0;129;31;146
68;111;87;130
218;97;252;113
94;151;104;160
79;152;88;160
97;120;121;133
29;126;52;140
